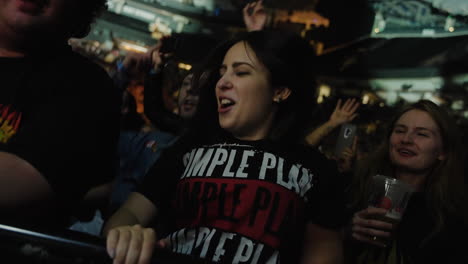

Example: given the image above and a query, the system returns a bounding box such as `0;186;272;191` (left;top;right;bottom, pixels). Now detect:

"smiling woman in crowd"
346;100;468;264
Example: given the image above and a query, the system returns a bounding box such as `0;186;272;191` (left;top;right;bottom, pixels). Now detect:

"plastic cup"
367;175;414;244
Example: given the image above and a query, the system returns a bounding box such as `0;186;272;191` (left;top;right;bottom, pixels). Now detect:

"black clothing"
139;129;347;263
0;47;120;229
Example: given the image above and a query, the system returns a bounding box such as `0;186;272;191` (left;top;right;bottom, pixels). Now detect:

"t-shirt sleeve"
7;55;121;208
304;149;348;229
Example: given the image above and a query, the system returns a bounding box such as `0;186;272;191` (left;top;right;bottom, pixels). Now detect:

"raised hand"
351;207;393;248
329;98;360;127
146;38;174;71
121;41;171;76
242;0;267;32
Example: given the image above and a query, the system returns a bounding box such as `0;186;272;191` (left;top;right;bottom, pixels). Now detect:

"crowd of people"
0;0;467;264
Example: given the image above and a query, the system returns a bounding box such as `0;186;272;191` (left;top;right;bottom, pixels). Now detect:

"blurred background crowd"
69;0;468;164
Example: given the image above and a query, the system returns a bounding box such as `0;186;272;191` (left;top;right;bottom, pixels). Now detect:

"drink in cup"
368;175;414;245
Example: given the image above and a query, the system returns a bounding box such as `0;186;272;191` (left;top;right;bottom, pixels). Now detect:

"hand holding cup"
351;175;414;247
351;207;394;247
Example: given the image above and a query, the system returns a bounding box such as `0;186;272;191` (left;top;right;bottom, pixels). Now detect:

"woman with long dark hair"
103;30;347;264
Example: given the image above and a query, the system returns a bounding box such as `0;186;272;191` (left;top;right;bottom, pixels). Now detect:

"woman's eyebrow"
414;127;436;134
232;62;255;69
395;124;436;134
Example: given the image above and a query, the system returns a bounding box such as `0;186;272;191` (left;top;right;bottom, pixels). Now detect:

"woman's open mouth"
218;97;236;113
397;148;416;157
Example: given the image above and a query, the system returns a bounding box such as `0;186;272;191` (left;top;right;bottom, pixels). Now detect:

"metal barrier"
0;224;212;264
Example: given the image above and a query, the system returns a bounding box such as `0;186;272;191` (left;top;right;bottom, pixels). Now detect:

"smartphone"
334;123;357;157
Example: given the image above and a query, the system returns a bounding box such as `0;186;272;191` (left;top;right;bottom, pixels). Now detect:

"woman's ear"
273;86;291;103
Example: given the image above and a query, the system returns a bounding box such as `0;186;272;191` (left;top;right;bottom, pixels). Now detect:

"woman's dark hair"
71;0;108;38
189;30;318;144
350;100;467;237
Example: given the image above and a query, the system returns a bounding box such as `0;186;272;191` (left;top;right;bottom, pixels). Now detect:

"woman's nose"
216;75;233;91
401;132;414;144
186;85;196;95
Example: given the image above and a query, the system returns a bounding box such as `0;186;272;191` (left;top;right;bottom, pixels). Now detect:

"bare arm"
0;152;55;219
305;120;340;147
306;99;360;146
301;223;344;264
103;192;157;235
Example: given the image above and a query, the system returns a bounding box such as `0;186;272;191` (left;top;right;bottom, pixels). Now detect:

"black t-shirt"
0;47;120;228
139;130;347;263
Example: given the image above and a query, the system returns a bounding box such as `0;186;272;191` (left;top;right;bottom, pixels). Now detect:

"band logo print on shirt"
0;104;22;144
180;145;315;197
167;227;280;264
166;143;316;263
